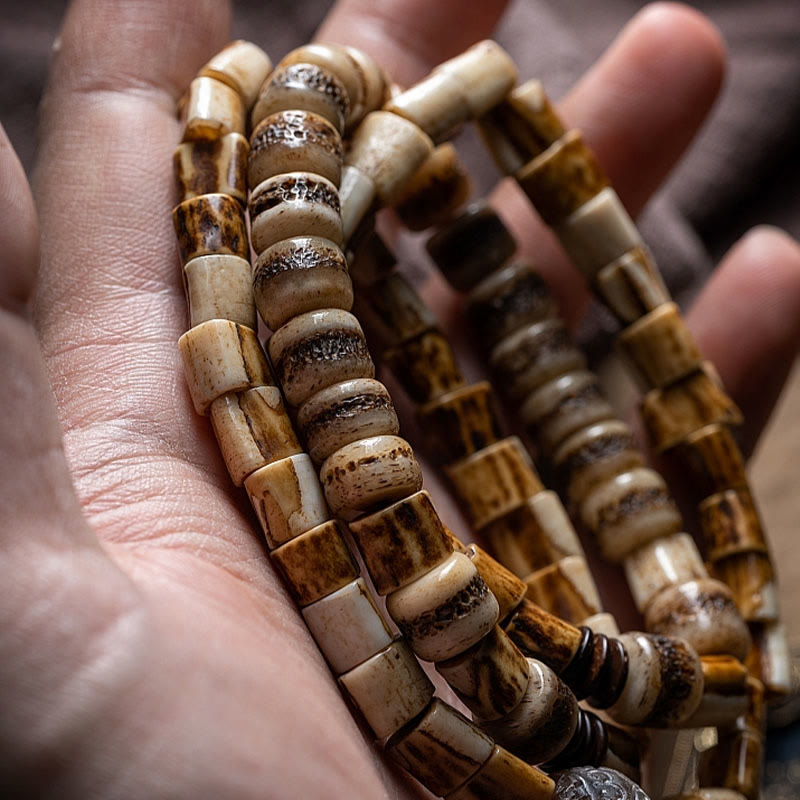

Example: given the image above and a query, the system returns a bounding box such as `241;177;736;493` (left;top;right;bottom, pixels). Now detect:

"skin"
1;0;799;796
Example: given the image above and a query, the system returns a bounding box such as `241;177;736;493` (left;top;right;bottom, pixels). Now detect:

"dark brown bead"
172;192;248;265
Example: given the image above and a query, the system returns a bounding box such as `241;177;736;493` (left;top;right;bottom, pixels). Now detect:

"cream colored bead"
624;533;707;613
338;165;377;242
505;79;565;154
749;620;792;696
178;320;271;415
298;378;398;466
244;453;329;548
268;309;373;407
387;551;499;662
581;612;620;637
349;490;452;595
343;46;387;121
248;109;342;188
482;490;583;578
555;187;643;279
524;555;603;624
302;577;393;673
249;172;343;255
173;132;248;205
184;254;256;330
436;40;517;117
344;111;433;204
520;370;615;454
210;386;301;486
199;40;273;110
252;237;352;332
580;467;682;562
320;435;422;521
182;76;246;141
172;193;248;265
251;62;349;133
481;658;579;764
387;698;494;797
445;437;543;530
490;318;586;400
339;640;434;739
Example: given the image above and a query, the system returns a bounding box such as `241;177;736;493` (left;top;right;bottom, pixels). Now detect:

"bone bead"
581;613;620;637
618;302;701;389
623;533;707;613
677;423;748;497
387;698;494;796
268;309;373;407
249;172;343;255
554;420;646;506
580;467;682;562
320;435;422;521
711;550;778;622
338;165;377;242
393;144;472;231
343;46;387;122
382;328;465;403
521;371;616;455
181;76;245;141
467;260;557;349
302;577;393;673
594;246;671;324
417;382;502;464
344;111;433;204
270;519;358;607
553;766;650;800
244;453;329;548
481;658;579;764
297;378;398;466
426;203;518;292
386;551;499;662
490;319;586;401
347;228;397;291
609;632;703;727
173;132;248;204
482;490;583;578
436;625;530;720
172;193;248;265
348;490;453;595
446;745;556;800
555;187;643;279
184;254;256;329
199;40;273;111
463;544;527;622
641;363;743;453
516;131;609;226
445;437;543;530
339;640;435;740
524;556;602;624
252;237;352;332
748;620;792;696
210;386;301;486
505;598;585;674
248;110;342;188
178;320;271;415
643;578;751;662
502;79;566;158
251;62;349;133
686;655;749;728
700;488;768;561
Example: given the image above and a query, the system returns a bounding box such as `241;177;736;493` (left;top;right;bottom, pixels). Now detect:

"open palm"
2;1;799;797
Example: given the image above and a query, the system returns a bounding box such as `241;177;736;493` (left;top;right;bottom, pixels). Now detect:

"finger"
496;2;726;325
317;0;509;86
687;226;800;456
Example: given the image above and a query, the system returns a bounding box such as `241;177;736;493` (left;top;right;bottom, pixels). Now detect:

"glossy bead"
199;40;273;110
711;550;778;622
320;435;422;521
181;76;245;141
687;655;749;728
747;620;792;696
463;544;527;622
387;551;499;662
173;132;248;204
338;165;377;241
524;556;602;624
178;320;270;415
699;488;768;561
244;453;329;548
210;386;301;486
172;193;248;265
184;253;256;329
252;237;352;332
552;766;650;800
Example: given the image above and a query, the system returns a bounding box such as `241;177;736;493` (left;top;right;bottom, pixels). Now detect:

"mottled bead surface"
552;766;649;800
464;544;527;622
677;423;748;497
173;132;248;204
173;192;248;265
524;556;602;624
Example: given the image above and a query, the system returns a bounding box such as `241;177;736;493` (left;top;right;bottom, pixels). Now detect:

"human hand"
2;0;799;796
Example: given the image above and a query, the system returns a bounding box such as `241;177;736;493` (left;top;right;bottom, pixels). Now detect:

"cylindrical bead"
386;551;499;662
348;490;453;595
199;40;272;110
184;253;256;329
463;544;527;622
320;435;422;521
210;386;301;485
677;423;749;497
178;320;271;414
524;556;602;624
748;620;792;697
699;488;768;561
338;165;377;241
687;655;749;728
711;550;778;622
181;76;245;141
244;453;329;548
268;309;373;407
172;192;248;265
173;132;248;204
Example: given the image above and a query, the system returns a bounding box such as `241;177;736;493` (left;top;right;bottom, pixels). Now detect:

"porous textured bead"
173;132;249;204
184;253;256;329
178;320;271;414
182;76;245;141
386;551;499;662
199;39;273;110
173;192;248;265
